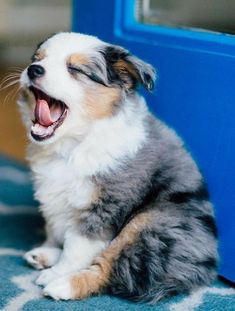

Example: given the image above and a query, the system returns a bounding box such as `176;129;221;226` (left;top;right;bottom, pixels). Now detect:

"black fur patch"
101;45;155;91
101;46;130;88
196;257;217;270
169;184;209;204
172;222;192;232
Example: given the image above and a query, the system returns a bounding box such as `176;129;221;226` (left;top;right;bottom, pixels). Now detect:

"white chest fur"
31;154;95;243
32;156;95;209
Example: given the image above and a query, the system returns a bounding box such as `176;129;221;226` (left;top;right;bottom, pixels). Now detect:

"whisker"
1;74;20;82
0;74;21;88
7;67;23;74
0;68;23;106
2;89;14;106
12;85;21;99
2;84;20;106
2;70;21;77
9;69;21;72
4;73;21;77
0;79;20;91
3;72;21;77
0;77;19;88
8;66;23;70
0;72;20;85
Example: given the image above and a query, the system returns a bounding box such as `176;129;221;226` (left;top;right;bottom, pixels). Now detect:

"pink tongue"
35;99;53;126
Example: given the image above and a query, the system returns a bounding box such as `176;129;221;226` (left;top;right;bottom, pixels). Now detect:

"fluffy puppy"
19;32;218;302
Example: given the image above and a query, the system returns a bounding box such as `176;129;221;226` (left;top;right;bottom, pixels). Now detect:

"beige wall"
0;0;70;161
0;75;27;161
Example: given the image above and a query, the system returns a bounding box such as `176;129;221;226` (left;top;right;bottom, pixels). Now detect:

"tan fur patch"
83;85;121;119
114;60;138;78
70;211;154;299
113;59;138;89
33;49;46;61
70;266;106;299
99;211;154;263
67;53;89;66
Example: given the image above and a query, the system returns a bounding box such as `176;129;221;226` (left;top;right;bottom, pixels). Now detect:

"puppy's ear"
102;45;156;91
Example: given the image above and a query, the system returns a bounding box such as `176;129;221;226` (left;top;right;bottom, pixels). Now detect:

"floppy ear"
102;45;156;91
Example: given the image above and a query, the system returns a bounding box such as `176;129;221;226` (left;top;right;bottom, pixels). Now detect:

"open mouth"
29;86;68;141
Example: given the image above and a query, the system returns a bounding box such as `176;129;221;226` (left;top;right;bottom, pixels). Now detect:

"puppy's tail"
106;253;187;304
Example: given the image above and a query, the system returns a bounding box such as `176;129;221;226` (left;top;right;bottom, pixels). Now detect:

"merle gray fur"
77;112;218;302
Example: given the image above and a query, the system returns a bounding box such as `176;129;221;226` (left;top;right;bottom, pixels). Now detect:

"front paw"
36;268;58;286
43;275;74;300
43;269;104;300
24;247;61;270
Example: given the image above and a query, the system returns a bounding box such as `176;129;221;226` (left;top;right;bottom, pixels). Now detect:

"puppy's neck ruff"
28;94;148;177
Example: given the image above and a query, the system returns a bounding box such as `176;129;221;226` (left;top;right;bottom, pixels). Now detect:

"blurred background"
1;0;235;162
0;0;71;161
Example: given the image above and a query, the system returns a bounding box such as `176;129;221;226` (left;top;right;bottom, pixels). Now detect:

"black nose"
27;64;45;80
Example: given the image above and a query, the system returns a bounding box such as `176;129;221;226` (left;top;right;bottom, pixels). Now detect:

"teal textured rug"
0;155;235;311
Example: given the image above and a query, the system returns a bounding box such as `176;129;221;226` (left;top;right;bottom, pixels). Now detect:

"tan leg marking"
70;211;154;299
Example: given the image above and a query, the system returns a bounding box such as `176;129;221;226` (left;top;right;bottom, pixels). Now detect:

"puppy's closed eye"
67;65;107;87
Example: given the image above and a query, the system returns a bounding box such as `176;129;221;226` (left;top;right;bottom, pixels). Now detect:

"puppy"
19;32;218;302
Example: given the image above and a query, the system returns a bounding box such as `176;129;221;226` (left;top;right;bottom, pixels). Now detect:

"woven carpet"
0;154;234;311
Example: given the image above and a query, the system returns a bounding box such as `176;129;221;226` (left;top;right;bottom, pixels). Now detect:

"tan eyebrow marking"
33;49;46;61
67;53;89;66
